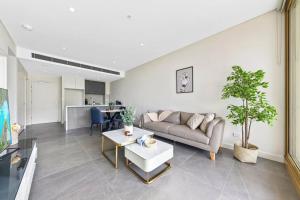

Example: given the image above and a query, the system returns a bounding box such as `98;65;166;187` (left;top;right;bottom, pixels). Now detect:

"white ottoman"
125;140;173;184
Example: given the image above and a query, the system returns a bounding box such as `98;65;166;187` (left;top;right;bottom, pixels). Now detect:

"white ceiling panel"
0;0;281;72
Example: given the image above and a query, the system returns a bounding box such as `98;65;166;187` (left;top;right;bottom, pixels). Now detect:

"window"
288;0;300;168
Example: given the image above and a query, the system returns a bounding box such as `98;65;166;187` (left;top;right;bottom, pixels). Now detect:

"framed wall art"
176;66;193;93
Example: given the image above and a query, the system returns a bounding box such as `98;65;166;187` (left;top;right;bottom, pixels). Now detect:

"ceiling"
0;0;281;72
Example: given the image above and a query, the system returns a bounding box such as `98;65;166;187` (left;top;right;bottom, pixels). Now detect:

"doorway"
28;76;61;124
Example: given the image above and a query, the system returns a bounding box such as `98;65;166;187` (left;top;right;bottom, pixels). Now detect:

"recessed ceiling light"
112;61;116;64
22;24;33;31
62;47;67;51
69;7;76;12
140;43;144;47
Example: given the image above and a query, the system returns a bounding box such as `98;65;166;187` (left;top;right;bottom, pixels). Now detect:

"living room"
0;0;300;200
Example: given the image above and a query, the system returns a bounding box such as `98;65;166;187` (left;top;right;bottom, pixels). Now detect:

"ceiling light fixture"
140;43;144;47
112;61;116;64
62;47;67;51
22;24;33;31
69;7;76;12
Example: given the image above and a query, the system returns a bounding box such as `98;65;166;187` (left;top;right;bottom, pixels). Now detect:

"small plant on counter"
108;102;115;110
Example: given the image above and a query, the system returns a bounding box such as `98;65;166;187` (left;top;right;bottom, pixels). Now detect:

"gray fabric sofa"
141;111;225;160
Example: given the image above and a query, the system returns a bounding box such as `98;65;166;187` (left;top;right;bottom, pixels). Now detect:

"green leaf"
120;106;136;126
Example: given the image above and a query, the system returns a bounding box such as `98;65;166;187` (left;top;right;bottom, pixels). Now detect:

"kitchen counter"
65;105;123;131
66;104;109;108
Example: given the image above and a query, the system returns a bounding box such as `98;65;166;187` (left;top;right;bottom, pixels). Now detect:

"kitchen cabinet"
63;76;75;89
75;78;85;90
62;76;85;90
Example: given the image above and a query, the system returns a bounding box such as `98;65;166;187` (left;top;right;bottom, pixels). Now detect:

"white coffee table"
125;140;173;184
101;127;154;169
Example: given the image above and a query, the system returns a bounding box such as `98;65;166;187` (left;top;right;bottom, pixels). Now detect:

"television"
0;88;12;153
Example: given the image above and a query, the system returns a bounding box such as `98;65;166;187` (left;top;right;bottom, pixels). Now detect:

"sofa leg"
210;152;215;161
218;146;222;154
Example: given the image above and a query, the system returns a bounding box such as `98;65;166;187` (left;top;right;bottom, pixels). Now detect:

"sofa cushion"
180;112;194;125
186;113;204;130
147;112;159;121
143;122;174;133
147;111;172;122
200;113;215;133
163;111;180;125
158;110;172;121
168;125;209;144
206;117;221;138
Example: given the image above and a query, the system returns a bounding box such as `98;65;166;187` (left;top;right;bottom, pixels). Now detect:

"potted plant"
108;102;115;110
120;107;135;134
222;66;277;163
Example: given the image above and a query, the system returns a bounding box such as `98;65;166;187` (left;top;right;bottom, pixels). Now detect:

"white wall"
0;20;17;121
7;54;18;123
2;19;22;125
17;61;27;126
27;73;61;124
111;11;285;162
0;20;28;126
0;20;16;56
0;56;7;89
7;55;28;126
105;82;110;104
65;89;84;106
0;20;16;93
85;94;104;105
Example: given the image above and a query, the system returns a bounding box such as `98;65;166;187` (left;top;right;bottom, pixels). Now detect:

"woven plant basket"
233;143;258;163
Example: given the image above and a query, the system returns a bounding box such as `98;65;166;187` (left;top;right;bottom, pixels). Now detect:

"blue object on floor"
90;107;110;135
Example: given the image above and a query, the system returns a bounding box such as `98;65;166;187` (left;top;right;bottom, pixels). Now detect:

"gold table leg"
115;145;118;168
101;135;120;169
125;159;171;184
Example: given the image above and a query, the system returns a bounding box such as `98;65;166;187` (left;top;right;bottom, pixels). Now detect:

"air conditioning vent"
31;53;120;75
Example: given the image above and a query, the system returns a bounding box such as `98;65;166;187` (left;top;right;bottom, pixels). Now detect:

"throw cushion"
158;110;172;121
206;117;221;138
186;114;205;130
157;110;164;116
163;111;181;125
147;111;172;122
200;113;215;132
147;112;159;122
180;112;194;125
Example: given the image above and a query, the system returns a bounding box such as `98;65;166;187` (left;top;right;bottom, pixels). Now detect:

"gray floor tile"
141;167;221;200
180;151;234;189
27;122;299;200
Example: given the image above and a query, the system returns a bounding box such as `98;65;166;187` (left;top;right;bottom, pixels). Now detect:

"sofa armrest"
141;113;151;128
209;119;225;153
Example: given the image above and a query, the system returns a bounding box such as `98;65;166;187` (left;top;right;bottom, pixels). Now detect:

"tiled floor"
28;123;299;200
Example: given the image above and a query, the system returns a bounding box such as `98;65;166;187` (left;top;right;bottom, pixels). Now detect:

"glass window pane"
289;0;300;167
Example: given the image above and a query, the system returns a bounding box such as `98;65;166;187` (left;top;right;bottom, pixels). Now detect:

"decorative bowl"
144;138;157;148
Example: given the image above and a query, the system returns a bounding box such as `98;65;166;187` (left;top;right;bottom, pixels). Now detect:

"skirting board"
222;143;284;163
